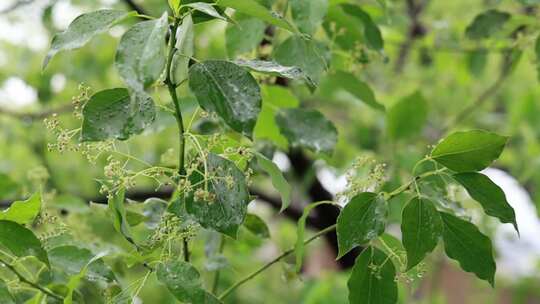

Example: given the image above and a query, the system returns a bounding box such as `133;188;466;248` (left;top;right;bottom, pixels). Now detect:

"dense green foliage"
0;0;539;303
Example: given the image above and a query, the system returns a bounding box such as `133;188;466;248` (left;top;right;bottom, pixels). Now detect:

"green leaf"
386;91;428;140
157;260;221;304
48;245;115;282
81;88;155;141
276;108;338;155
43;10;133;69
324;5;364;50
172;14;194;85
401;197;442;270
63;252;107;304
183;2;226;21
337;192;387;258
348;247;397;304
534;35;540;81
254;152;291;212
319;71;384;111
169;0;182;15
217;0;295;32
440;212;496;286
0;220;49;267
243;213;270;238
0;280;15;304
465;9;511;40
234;59;316;90
254;85;299;148
0;173;19;199
341;4;384;50
452;172;518;233
467;49;488;77
185;153;250;238
225;15;266;57
0;192;41;224
290;0;328;35
115;12;168;91
431;130;508;172
189;60;262;137
295;201;336;272
108;188;136;245
273;36;330;86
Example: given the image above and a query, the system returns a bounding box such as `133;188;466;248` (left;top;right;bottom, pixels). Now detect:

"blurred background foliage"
0;0;540;303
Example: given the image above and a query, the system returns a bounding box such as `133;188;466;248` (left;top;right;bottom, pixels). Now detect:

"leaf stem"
218;224;336;300
0;258;63;300
165;17;189;262
211;236;226;294
385;168;446;201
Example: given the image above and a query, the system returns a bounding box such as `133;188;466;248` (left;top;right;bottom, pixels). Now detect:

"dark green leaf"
43;10;133;69
431;130;508;172
0;192;41;224
254;152;291;212
348;247;397;304
225;15;266;57
0;280;15;304
465;9;511;40
273;36;330;86
401;197;442;270
243;213;270;238
467;49;488;77
535;34;540;82
290;0;328;35
275;108;338;155
81;88;155;141
234;59;316;89
324;5;364;50
296;201;336;272
254;85;299;148
337;192;387;258
386;91;428;140
185;153;250;238
0;220;49;267
115;13;168;91
108;188;136;245
453;172;518;232
183;2;226;21
172;14;194;85
341;4;384;50
189;60;262;138
48;245;115;282
217;0;295;32
319;71;384;111
157;260;221;304
440;212;496;286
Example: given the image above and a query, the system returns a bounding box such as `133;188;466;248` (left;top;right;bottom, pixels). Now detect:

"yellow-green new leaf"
217;0;295;32
0;192;41;224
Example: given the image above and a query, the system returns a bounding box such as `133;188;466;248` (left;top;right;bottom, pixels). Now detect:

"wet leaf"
0;220;49;267
254;152;291;212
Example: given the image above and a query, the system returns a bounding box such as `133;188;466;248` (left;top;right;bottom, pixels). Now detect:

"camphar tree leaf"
273;36;330;86
0;220;49;267
290;0;328;35
184;153;250;238
452;172;518;233
386;91;428;140
48;245;115;282
0;280;15;304
43;9;135;70
0;192;41;224
108;188;136;246
81;88;155;142
340;4;384;51
440;212;496;286
254;152;292;212
216;0;296;32
157;260;222;303
243;213;270;239
465;9;511;40
225;15;266;58
348;246;397;304
234;59;316;90
189;60;262;138
172;14;195;86
337;192;387;258
182;2;226;21
430;130;508;172
115;12;168;91
275;108;338;155
401;197;442;270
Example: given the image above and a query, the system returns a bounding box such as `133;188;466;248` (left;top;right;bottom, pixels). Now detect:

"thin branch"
0;0;33;15
394;0;429;73
218;224;337;300
121;0;148;15
0;104;72;121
